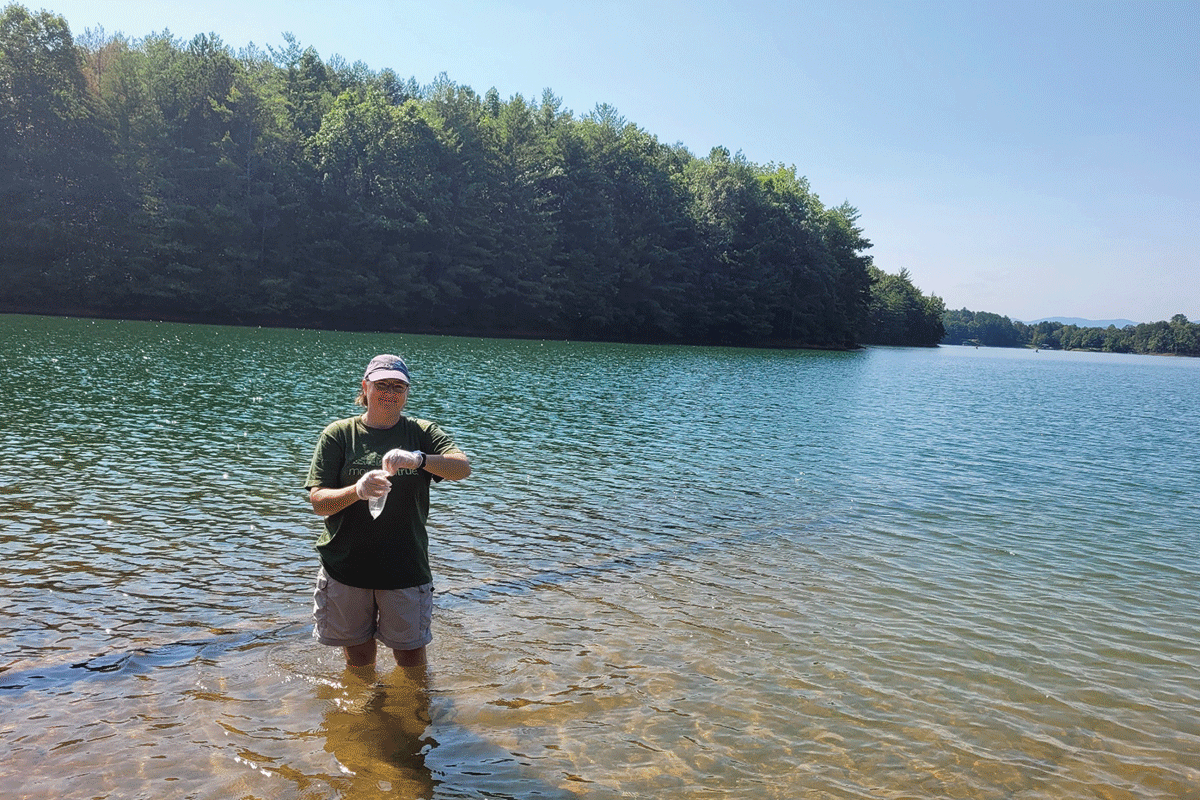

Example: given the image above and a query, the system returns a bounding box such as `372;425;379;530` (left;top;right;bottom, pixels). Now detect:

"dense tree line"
941;309;1027;348
943;309;1200;356
858;267;945;347
1;5;945;347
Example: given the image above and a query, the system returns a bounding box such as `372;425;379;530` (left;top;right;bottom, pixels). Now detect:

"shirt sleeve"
423;420;464;457
305;422;346;490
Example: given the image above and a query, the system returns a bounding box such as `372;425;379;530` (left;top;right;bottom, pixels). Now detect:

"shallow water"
2;315;1198;799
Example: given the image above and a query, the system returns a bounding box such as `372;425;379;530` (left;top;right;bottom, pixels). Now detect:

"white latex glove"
382;448;422;475
355;469;392;501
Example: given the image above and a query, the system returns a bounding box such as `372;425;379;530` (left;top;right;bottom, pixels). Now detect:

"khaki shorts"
312;566;433;652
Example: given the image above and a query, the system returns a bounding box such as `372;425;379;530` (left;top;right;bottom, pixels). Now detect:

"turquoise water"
1;315;1198;799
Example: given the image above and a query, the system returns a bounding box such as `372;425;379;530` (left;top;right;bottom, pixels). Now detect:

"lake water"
1;314;1198;800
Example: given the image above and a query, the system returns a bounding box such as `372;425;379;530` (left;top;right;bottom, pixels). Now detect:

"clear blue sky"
39;0;1200;323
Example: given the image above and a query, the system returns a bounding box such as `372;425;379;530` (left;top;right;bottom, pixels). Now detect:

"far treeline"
943;309;1200;357
0;4;946;348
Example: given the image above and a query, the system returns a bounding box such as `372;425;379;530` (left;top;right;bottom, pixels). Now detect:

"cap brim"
365;370;410;383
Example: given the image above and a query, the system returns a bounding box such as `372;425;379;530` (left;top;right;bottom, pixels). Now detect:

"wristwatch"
414;450;427;470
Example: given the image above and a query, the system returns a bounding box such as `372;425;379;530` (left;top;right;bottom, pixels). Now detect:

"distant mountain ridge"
1022;317;1139;329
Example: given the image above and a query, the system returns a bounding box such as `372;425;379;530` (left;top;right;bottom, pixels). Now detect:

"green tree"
275;36;335;138
473;90;564;334
547;104;696;341
942;309;1026;347
1103;325;1132;353
0;4;125;308
1169;314;1198;356
683;146;778;343
822;202;873;345
305;88;447;324
860;267;945;346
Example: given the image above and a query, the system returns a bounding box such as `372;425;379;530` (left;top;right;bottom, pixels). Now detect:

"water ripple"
3;320;1199;798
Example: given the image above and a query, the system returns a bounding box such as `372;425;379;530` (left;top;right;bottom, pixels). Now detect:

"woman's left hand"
382;448;422;474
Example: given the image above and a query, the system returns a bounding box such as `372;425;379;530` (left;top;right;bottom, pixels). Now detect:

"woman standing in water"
306;354;471;668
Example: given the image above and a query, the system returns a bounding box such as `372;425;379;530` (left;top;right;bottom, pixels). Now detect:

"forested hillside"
943;309;1200;356
1;4;945;347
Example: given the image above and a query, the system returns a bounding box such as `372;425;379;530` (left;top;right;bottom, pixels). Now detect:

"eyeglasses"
372;381;409;394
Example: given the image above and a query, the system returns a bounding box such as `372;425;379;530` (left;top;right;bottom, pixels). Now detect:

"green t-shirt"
305;414;462;589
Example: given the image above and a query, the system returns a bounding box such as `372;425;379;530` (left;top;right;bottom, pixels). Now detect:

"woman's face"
363;379;409;412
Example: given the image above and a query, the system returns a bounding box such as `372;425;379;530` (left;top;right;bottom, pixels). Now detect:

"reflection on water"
316;666;435;798
2;316;1199;799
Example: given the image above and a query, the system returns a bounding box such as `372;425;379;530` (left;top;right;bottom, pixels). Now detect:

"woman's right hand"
354;469;392;500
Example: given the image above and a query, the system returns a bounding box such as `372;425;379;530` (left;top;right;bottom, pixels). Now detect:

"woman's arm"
308;484;360;517
383;448;472;482
424;451;471;481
